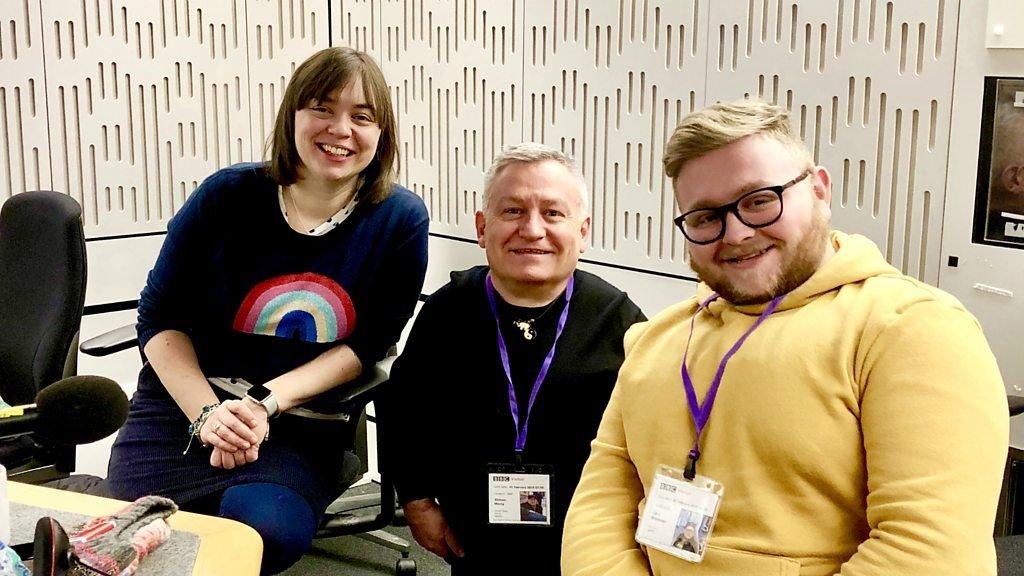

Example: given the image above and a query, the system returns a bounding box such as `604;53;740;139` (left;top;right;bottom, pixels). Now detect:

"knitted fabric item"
67;496;177;576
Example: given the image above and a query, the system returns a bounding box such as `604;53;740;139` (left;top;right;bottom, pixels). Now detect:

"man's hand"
403;499;465;561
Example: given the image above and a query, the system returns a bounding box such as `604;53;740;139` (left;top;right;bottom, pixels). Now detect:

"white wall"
0;0;1021;475
939;4;1024;447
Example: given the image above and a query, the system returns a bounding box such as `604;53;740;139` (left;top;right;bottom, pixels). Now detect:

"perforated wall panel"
705;0;956;282
0;0;959;282
520;1;708;271
379;0;524;229
0;0;52;201
248;0;328;161
0;1;331;237
37;1;249;234
362;0;958;282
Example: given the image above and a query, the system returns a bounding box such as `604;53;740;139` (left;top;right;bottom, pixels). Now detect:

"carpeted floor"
997;535;1024;576
282;483;450;576
283;525;450;576
286;532;1024;576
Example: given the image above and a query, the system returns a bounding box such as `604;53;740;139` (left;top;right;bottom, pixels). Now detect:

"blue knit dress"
105;163;429;516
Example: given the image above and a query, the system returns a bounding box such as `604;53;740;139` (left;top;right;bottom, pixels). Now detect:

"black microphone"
0;375;129;444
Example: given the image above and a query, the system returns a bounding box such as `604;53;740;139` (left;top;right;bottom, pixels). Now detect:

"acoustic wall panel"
0;0;52;201
1;1;961;283
356;0;957;282
521;0;708;272
378;0;525;232
704;0;957;282
39;0;254;235
332;0;378;54
248;0;329;161
0;1;331;237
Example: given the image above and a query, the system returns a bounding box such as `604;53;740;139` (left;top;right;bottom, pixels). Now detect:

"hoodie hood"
695;231;900;315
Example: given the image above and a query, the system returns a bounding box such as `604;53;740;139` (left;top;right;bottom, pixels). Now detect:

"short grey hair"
482;142;589;216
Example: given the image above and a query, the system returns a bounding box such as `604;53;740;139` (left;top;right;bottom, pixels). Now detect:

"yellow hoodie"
562;232;1008;576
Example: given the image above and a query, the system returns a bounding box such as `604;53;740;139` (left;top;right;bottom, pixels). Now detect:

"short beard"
689;208;831;305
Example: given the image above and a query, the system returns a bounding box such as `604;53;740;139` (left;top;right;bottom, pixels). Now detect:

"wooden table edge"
9;482;263;575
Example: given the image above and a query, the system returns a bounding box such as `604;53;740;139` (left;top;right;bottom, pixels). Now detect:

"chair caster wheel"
395;557;417;575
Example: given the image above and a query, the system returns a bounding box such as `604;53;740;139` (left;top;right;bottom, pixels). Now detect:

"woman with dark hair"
104;47;428;574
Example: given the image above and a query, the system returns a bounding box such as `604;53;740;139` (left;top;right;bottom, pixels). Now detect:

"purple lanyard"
485;273;575;457
680;293;784;479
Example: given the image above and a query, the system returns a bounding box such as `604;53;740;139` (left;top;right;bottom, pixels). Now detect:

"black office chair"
996;398;1024;533
315;358;417;575
993;396;1024;575
0;191;88;481
80;332;417;575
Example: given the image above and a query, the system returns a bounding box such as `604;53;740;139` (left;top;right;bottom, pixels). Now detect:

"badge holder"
483;274;572;529
635;464;724;563
486;461;554;527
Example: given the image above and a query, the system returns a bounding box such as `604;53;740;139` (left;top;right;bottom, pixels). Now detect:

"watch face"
246;384;272;402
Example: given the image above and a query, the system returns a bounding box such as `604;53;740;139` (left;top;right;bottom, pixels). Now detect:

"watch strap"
245;385;279;418
260;393;279;418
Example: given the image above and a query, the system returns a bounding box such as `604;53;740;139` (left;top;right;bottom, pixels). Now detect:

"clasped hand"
199;399;270;469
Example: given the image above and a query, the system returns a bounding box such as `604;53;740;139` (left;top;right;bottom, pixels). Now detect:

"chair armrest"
332;357;395;405
79;324;138;357
315;355;402;539
1009;395;1024;417
317;471;400;538
80;326;394;411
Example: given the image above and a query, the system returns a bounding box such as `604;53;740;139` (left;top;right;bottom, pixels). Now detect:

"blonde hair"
662;99;812;180
482;142;589;215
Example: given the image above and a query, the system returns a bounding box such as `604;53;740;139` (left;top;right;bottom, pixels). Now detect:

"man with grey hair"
383;142;644;574
562;100;1007;575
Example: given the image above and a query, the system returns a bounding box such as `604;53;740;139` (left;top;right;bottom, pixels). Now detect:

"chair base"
326;491;381;514
318;481;416;575
354;529;410;554
8;457;73;485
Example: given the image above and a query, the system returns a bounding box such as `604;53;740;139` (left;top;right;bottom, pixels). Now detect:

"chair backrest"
0;191;87;405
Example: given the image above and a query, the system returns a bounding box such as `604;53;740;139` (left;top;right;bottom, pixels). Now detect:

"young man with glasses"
562;100;1008;575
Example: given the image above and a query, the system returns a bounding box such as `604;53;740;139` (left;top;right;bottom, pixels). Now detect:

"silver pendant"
514;319;536;340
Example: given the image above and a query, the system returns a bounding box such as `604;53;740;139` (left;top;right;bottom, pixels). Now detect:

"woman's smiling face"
293;77;382;191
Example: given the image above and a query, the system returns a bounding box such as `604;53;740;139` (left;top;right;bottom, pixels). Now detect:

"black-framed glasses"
673;170;813;245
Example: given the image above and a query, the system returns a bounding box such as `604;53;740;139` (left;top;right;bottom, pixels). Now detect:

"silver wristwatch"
244;383;279;418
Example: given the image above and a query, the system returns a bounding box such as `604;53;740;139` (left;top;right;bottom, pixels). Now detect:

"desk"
9;482;263;576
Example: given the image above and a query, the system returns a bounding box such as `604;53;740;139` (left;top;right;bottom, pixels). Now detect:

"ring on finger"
212;421;223;433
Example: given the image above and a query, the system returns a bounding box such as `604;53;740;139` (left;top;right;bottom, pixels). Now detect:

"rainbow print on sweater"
232;272;356;343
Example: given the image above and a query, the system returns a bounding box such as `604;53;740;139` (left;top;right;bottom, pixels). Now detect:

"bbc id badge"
635;464;724;563
486;463;553;526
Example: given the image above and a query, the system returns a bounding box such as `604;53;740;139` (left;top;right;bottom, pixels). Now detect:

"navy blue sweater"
137;162;429;388
106;163;428;511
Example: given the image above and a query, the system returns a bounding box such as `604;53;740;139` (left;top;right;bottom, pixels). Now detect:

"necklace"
512;297;562;340
283;186;356;235
284;188;322;233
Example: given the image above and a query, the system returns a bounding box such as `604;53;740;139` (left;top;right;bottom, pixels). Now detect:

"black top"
381;266;645;575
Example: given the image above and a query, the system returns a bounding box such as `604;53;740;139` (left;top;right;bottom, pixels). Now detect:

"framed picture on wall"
973;76;1024;248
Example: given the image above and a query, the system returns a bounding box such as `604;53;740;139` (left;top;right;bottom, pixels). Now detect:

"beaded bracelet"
183;402;220;455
